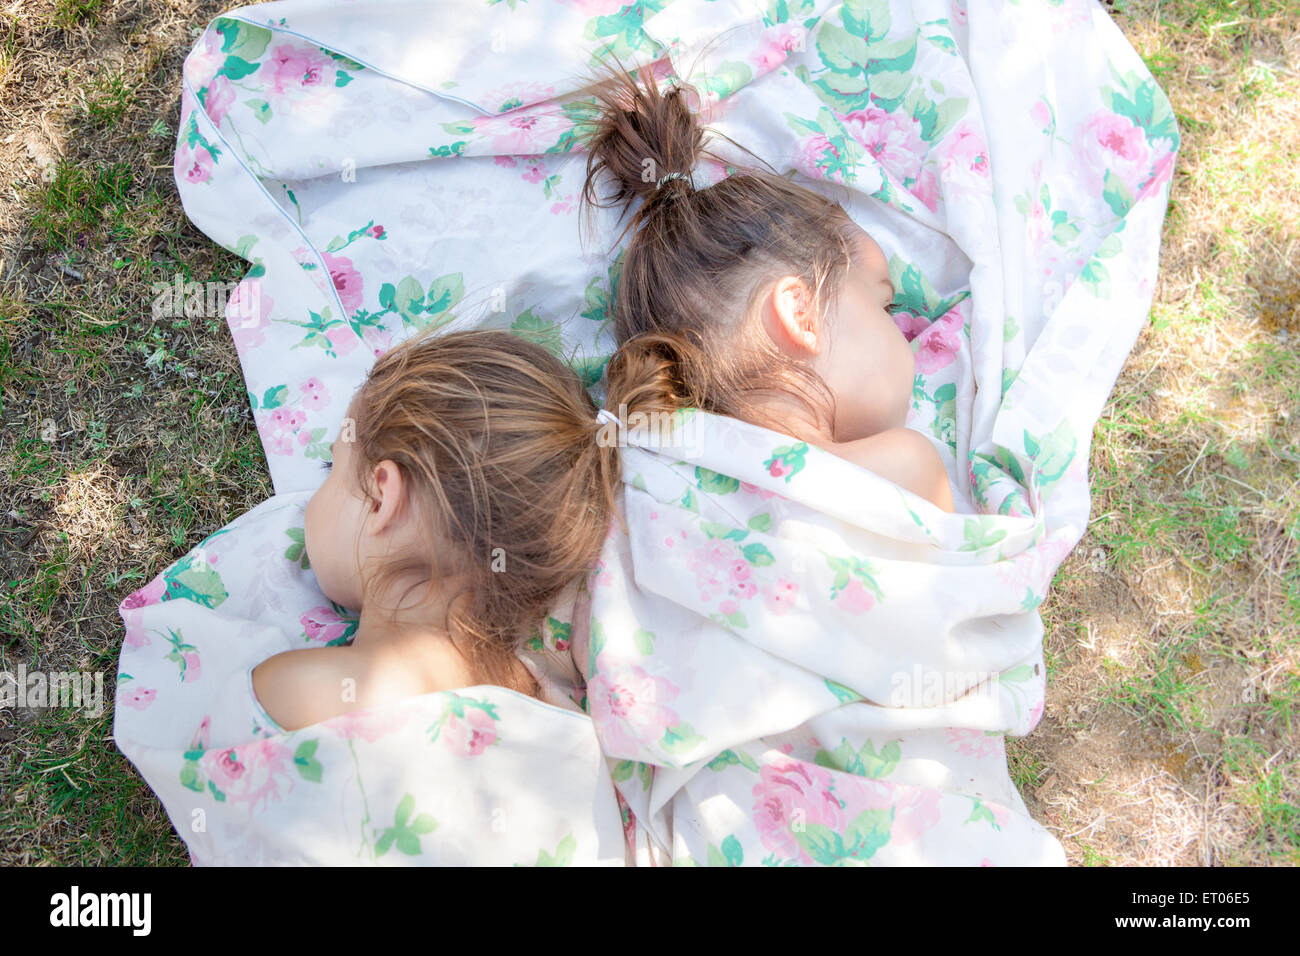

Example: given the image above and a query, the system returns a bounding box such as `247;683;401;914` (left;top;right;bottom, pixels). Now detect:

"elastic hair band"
656;171;692;190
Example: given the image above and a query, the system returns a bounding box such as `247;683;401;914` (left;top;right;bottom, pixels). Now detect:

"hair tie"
655;171;692;191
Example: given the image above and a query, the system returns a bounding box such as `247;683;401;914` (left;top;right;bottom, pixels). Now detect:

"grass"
0;0;1296;865
1002;0;1300;866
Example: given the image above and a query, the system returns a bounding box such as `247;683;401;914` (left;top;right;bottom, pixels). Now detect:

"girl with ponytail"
577;58;954;513
252;328;623;729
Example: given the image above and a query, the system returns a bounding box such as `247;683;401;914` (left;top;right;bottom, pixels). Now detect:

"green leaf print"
164;556;228;608
814;737;900;779
747;512;773;533
741;542;775;567
283;527;310;570
893;261;968;323
825;677;864;704
796;809;891;865
425;272;464;323
695;466;740;495
661;721;705;754
1101;167;1136;218
631;627;656;656
375;793;438;857
261;384;287;410
244;99;272;124
701;61;753;101
958;515;1007;553
293;739;323;783
706;748;761;773
534;833;577;867
510;309;563;356
215;17;272;61
1024;419;1076;493
706;835;745;867
966;796;998;829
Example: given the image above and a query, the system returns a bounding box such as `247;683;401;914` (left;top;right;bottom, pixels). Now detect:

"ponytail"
575;51;860;443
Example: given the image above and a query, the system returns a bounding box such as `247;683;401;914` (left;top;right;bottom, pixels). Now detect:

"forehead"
848;226;887;275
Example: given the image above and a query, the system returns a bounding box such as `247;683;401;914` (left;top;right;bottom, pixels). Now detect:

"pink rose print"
1029;99;1052;134
1028;697;1046;730
762;578;799;616
360;324;392;358
795;133;840;181
588;662;680;756
186;30;225;87
1071;109;1155;199
913;307;964;374
442;706;498;757
911;165;940;212
174;142;214;184
320;251;363;317
752;758;846;863
521;161;546;184
181;651;202;683
325;324;359;357
301;605;351;645
228;279;273;351
768;458;792;479
837;776;942;846
738;480;778;501
119;687;157;710
266;43;332;97
842;106;927;186
946;727;1003;759
325;705;412;743
368;224;385;239
122;610;151;649
892;309;931;342
204;75;235;126
299;377;330;411
121;574;168;611
994;535;1074;600
199;738;295;809
686;541;733;603
938;120;990;190
473;102;565;154
834;578;875;614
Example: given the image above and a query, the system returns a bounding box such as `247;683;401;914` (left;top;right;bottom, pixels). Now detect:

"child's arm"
835;427;956;513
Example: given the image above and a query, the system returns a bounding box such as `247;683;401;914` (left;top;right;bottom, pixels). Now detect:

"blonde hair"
345;328;622;696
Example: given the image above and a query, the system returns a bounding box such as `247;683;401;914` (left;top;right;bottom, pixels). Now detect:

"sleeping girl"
251;327;622;730
575;60;955;515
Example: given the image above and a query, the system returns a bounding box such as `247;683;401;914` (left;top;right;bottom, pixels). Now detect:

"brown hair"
345;328;622;697
571;55;864;436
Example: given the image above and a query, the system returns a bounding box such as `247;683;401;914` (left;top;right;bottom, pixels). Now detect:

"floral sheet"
114;0;1178;865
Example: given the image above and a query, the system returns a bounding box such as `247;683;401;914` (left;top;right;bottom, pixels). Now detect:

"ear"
364;459;408;535
762;275;821;358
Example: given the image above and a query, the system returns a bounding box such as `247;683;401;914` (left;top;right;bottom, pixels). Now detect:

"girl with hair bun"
575;58;954;513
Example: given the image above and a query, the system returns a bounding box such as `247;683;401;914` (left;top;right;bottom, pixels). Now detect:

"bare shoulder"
833;427;955;513
252;636;489;732
252;646;359;731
